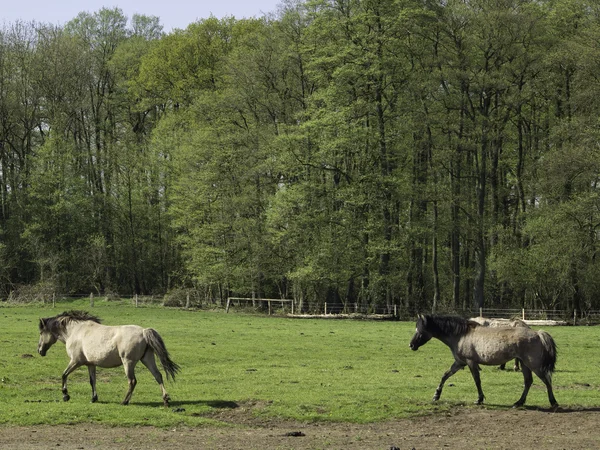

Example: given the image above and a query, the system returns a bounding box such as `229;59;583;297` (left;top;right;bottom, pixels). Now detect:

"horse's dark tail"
143;328;181;382
538;330;557;375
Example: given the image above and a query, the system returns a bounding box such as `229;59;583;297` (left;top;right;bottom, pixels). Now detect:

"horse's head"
38;318;58;356
409;314;432;351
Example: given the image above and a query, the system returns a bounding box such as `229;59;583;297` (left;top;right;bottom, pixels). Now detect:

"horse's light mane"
422;315;477;336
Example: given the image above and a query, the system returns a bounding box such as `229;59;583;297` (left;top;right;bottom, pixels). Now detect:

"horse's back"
472;325;538;342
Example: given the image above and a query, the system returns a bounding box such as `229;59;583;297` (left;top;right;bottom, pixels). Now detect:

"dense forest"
0;0;599;314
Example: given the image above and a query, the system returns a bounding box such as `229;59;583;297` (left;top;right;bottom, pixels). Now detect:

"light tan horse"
470;317;530;371
38;310;180;406
409;314;558;408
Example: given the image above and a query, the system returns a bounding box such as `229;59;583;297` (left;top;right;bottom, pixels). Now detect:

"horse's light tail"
538;330;557;375
143;328;181;382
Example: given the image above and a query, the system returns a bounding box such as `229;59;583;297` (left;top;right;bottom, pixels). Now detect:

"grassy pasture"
1;301;600;428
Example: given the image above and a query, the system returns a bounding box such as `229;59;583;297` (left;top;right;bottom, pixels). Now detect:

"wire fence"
224;298;600;324
8;293;600;324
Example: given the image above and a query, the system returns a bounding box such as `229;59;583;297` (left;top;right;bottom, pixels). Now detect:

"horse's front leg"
88;366;98;403
433;360;465;402
61;361;82;402
467;361;485;405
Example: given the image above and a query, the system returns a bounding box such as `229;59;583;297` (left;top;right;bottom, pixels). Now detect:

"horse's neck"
432;331;459;349
57;321;81;343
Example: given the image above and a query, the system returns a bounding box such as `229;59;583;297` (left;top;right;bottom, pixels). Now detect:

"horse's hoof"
121;401;129;406
63;394;70;402
91;396;98;403
512;402;524;408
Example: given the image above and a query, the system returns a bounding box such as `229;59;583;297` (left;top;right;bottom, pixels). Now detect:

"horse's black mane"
420;314;478;336
56;310;102;323
40;310;102;332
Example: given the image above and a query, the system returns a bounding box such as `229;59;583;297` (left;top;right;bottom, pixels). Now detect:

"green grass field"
1;300;599;427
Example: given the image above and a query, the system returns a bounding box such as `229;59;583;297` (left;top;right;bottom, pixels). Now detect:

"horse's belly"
475;352;513;365
460;340;517;365
85;349;123;368
95;355;123;368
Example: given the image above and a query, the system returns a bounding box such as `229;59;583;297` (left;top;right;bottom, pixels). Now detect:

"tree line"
1;0;599;315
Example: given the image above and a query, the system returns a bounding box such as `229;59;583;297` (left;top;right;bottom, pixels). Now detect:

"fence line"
34;293;166;308
12;293;600;324
471;308;568;321
226;297;294;315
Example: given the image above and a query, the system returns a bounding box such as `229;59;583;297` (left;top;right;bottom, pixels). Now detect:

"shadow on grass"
523;405;600;413
134;399;239;409
482;403;600;413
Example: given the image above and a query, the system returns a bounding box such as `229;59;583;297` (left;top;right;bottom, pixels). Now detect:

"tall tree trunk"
474;115;488;311
432;200;440;312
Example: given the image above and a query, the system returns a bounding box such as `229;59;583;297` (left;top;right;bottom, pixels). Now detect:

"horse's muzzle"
409;343;419;351
38;346;47;357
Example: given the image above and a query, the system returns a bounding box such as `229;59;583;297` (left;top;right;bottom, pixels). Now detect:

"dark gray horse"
409;314;558;408
38;310;180;406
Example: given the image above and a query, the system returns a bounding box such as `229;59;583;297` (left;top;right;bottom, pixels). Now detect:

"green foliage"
23;136;94;289
2;0;600;312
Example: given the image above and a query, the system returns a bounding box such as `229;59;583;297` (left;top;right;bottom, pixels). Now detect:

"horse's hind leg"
121;360;137;405
433;361;464;402
513;365;533;407
533;368;558;408
514;358;521;372
88;366;98;403
141;350;170;407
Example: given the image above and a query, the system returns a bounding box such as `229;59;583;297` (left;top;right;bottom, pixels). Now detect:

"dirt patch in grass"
3;405;599;449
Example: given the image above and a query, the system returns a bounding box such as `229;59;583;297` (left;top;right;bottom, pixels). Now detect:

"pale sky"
2;0;283;32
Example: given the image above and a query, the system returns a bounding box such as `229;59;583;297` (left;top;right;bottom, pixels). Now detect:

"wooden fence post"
90;293;94;308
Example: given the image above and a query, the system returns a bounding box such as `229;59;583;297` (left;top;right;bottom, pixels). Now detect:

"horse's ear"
39;318;46;331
